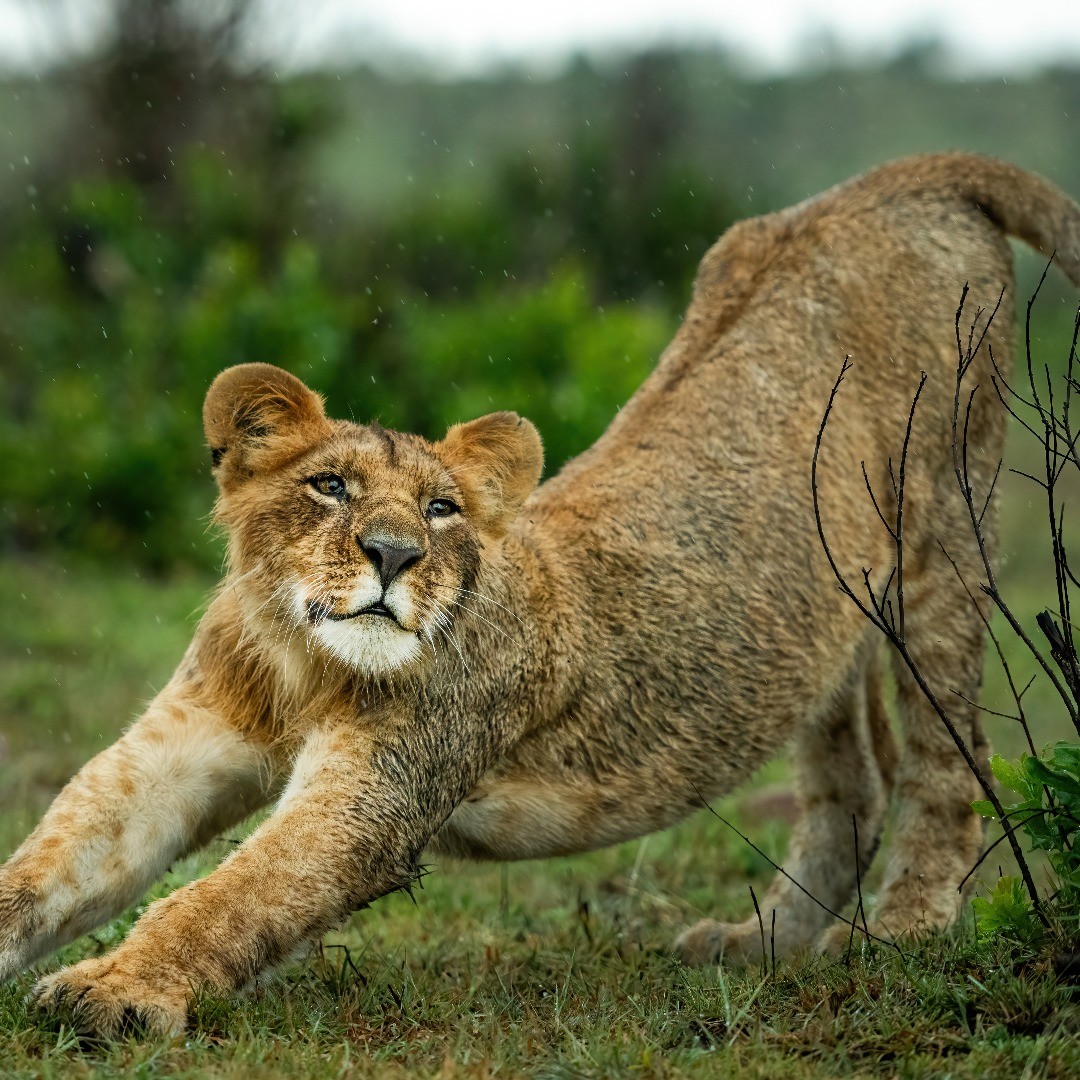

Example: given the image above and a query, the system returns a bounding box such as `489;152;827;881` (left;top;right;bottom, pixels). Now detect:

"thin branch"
815;352;1047;922
749;884;767;979
770;909;776;980
1024;257;1054;420
1009;468;1049;490
692;786;904;956
949;688;1024;724
845;814;870;965
861;461;897;539
990;369;1045;441
938;541;1038;756
958;811;1054;895
895;372;927;643
953;292;1079;732
978;458;1003;529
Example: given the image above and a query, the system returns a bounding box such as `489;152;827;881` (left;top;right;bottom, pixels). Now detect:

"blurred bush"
0;34;724;570
5;4;1077;574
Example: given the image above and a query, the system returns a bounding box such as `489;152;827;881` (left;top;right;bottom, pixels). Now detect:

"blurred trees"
1;11;1077;572
85;0;257;187
0;12;732;570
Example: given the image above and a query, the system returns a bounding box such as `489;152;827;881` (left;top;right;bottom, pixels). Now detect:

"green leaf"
971;876;1035;941
1026;757;1080;798
1049;742;1080;773
990;754;1037;800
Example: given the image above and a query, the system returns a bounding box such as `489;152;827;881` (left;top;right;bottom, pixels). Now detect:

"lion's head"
202;363;542;678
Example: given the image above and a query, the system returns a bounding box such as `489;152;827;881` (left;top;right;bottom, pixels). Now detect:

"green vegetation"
973;748;1080;935
3;38;1080;573
3;895;1079;1077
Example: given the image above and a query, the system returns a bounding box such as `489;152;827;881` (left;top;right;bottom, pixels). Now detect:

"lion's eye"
308;473;347;499
427;498;460;519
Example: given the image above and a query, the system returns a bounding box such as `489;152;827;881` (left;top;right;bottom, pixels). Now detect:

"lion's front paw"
674;918;764;966
34;956;190;1038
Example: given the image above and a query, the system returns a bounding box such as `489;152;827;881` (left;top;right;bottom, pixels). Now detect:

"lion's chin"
311;617;423;676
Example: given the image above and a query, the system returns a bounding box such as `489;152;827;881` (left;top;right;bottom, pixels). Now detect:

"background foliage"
1;12;1078;570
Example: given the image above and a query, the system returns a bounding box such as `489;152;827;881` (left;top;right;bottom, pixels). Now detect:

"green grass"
1;423;1079;1075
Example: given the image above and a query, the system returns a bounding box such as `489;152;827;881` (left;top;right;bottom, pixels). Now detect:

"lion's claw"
34;957;189;1038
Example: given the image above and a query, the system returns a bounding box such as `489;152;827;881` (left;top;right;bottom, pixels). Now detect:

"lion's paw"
673;918;764;967
34;956;189;1038
816;920;903;958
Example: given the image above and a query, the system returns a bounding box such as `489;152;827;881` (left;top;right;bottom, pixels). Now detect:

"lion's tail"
852;152;1080;289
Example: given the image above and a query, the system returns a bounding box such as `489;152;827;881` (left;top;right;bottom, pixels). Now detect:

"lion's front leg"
34;720;430;1037
0;685;273;983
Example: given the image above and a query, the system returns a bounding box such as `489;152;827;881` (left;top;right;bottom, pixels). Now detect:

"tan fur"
3;153;1080;1037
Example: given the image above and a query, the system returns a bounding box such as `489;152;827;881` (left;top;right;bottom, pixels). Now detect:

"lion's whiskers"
429;581;525;627
426;598;470;675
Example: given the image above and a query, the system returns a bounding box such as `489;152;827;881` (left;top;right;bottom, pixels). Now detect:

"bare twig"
749;884;767;979
938;541;1039;756
813;350;1047;923
861;461;897;539
770;909;776;979
845;814;871;965
692;787;905;956
959;805;1080;894
951;287;1078;733
957;811;1050;895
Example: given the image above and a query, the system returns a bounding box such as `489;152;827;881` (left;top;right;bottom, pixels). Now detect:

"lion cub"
3;153;1079;1036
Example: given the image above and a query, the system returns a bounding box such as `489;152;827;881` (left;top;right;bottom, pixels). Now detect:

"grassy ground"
1;421;1079;1076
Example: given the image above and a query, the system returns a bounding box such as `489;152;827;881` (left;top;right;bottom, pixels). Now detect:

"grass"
1;418;1079;1076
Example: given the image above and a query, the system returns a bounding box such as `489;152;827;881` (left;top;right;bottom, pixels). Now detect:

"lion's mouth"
307;600;398;624
356;603;395;620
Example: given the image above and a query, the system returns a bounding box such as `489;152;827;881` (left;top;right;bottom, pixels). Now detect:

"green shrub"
973;745;1080;930
0;148;680;570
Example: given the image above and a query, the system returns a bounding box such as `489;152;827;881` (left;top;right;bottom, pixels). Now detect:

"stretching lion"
3;154;1079;1037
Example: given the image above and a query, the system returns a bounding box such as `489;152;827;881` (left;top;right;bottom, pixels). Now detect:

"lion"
2;153;1079;1037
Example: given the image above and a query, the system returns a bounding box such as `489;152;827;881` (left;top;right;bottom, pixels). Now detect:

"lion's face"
230;425;481;676
202;364;542;679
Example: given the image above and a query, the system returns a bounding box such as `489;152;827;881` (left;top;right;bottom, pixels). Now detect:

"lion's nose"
359;536;423;588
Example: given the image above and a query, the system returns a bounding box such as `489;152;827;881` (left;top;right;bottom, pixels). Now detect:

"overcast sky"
0;0;1077;75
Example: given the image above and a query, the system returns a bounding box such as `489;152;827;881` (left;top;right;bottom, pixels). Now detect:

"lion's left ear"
436;412;543;536
203;363;331;486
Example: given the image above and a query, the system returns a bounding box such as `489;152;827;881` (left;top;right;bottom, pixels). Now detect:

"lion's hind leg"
676;649;894;965
817;531;989;955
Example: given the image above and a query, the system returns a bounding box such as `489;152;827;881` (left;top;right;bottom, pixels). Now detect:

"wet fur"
4;153;1080;1036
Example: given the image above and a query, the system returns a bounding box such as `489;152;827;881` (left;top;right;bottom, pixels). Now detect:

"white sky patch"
0;0;1077;75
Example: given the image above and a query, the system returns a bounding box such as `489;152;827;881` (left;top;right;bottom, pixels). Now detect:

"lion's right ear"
203;364;331;484
436;411;543;537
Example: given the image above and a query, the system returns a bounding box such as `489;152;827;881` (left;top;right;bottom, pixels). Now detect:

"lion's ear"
203;363;331;484
436;412;543;537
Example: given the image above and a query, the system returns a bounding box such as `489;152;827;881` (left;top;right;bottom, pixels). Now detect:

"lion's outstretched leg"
676;652;895;966
32;717;445;1037
0;679;273;982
